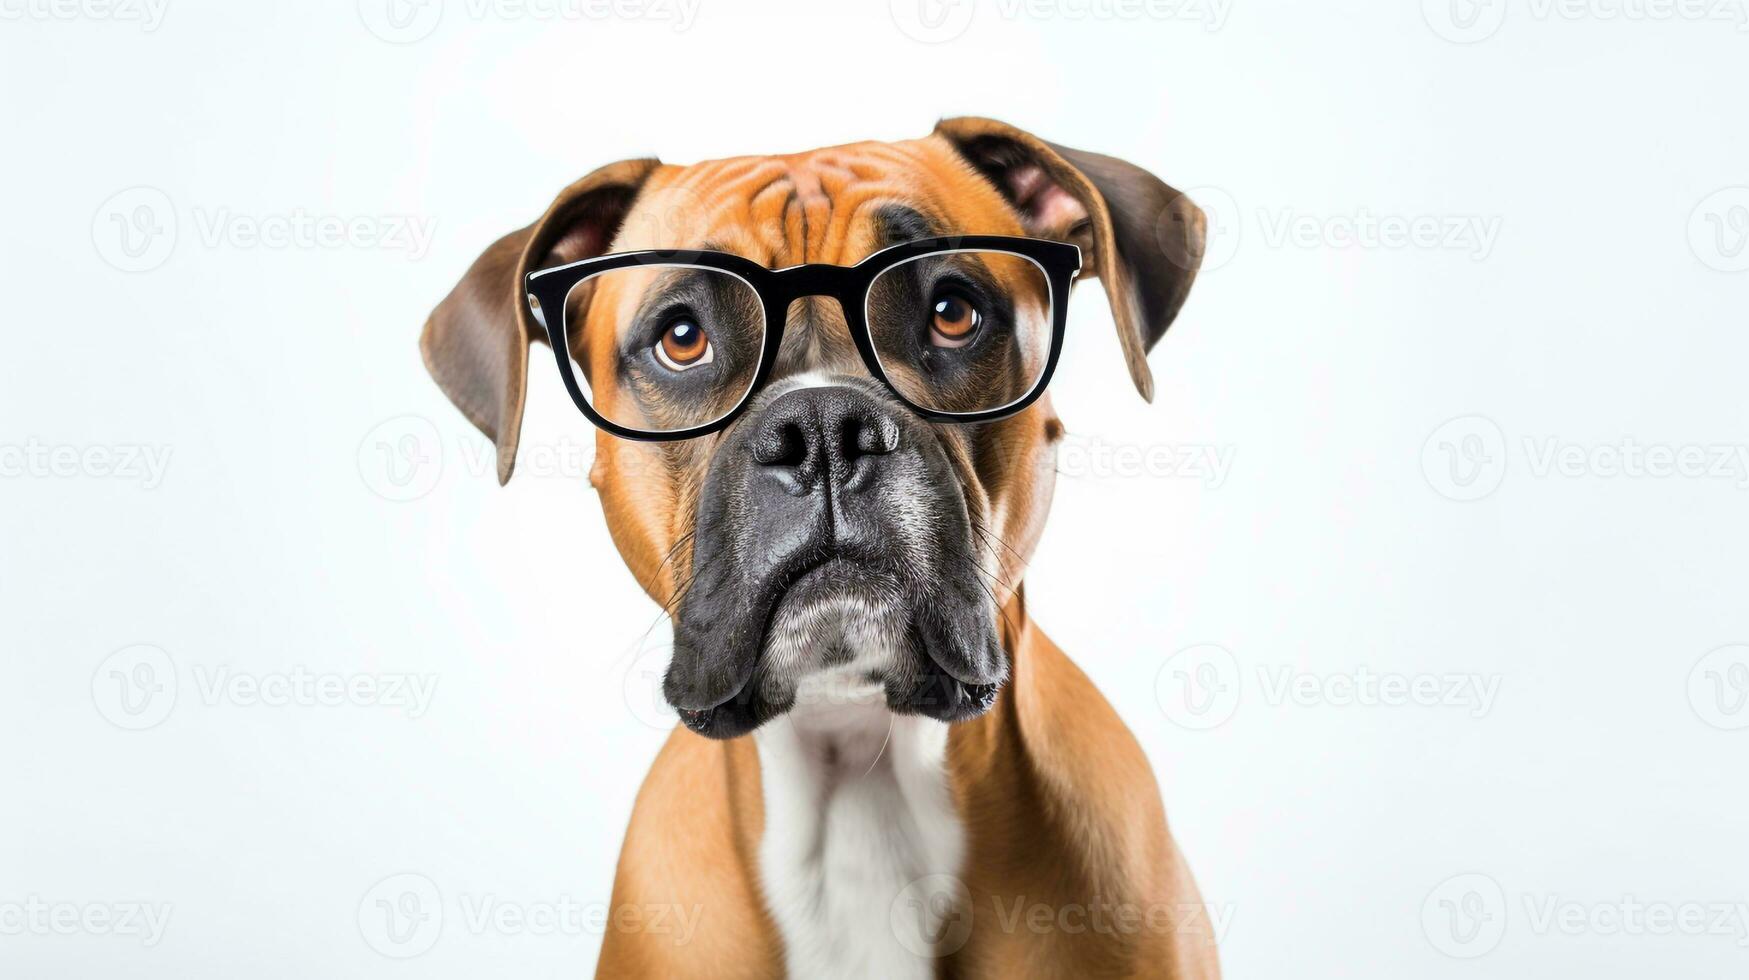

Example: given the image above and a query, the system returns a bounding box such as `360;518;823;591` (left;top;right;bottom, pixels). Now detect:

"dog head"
421;117;1204;738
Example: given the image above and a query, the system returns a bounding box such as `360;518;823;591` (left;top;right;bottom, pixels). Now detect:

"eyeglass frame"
525;234;1082;442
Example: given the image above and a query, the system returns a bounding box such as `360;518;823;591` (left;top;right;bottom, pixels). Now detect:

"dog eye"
654;317;713;371
928;291;982;348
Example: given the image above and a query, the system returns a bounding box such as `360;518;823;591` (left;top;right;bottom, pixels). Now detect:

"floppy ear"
419;158;661;483
933;117;1205;402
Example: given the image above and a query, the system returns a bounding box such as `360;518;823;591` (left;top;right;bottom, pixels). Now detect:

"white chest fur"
754;676;966;978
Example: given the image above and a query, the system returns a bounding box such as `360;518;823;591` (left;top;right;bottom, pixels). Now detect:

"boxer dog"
420;117;1219;978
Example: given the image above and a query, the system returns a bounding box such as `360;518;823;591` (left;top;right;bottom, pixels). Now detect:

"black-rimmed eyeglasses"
525;235;1080;441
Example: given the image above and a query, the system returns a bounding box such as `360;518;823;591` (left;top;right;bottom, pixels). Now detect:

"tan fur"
599;594;1220;978
589;137;1041;613
577;139;1218;979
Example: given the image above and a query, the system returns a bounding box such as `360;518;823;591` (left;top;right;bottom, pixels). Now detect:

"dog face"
421;118;1204;738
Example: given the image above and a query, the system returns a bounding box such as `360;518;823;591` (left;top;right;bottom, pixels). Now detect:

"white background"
3;0;1748;976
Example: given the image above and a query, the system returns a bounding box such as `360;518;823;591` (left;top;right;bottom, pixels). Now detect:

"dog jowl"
420;118;1206;739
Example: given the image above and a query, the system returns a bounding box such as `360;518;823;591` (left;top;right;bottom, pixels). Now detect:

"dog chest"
753;693;966;978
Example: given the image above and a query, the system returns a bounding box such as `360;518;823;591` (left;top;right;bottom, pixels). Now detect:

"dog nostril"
845;413;900;460
752;419;810;469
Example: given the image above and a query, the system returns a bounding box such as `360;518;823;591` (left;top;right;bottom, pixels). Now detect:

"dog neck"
752;665;967;976
747;589;1030;976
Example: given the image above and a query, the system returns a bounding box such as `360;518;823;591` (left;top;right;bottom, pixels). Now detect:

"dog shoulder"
598;727;783;978
949;623;1223;978
1015;623;1172;855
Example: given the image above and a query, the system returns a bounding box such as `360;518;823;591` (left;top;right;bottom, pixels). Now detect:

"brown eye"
929;291;981;348
655;317;713;371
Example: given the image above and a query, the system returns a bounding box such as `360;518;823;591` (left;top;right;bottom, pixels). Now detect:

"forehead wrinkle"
685;154;782;196
818;185;931;264
640;138;1006;267
822;141;926;179
629;158;795;264
772;147;913;265
782;163;833;265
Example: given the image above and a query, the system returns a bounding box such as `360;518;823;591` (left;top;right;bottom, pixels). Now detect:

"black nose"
749;385;901;491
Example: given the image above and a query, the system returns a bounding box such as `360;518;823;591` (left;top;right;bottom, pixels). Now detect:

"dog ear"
934;117;1205;402
419;158;661;483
